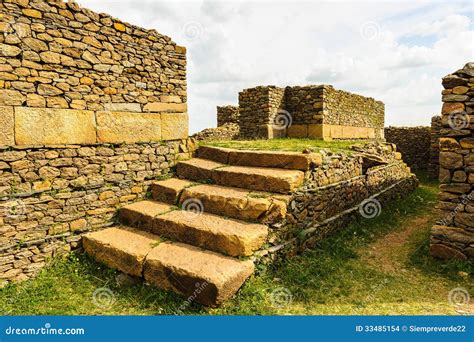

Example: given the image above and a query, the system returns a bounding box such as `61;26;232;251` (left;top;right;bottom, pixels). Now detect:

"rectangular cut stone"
161;113;189;140
103;102;141;112
15;107;96;145
83;226;160;277
226;149;322;170
287;124;308;138
0;106;14;146
144;242;255;307
150;178;194;204
143;102;187;113
120;200;173;229
96;111;162;143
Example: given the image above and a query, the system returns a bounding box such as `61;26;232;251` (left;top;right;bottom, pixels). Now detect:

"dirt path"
360;209;435;273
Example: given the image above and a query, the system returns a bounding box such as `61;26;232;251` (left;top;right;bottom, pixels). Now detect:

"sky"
78;0;474;134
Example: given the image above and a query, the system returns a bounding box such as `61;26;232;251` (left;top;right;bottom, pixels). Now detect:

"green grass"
0;173;472;315
202;138;365;153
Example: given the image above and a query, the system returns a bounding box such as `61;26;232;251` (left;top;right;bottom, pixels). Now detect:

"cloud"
78;0;474;133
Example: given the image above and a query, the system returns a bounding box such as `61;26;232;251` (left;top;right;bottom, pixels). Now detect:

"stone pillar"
430;62;474;262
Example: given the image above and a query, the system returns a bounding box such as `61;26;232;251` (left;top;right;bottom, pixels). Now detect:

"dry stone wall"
0;0;188;145
238;86;286;139
0;138;197;284
430;62;474;262
192;123;239;142
230;84;384;140
384;126;431;170
217;105;239;127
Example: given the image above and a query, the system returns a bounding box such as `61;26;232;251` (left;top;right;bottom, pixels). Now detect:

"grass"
0;173;472;315
202;138;365;153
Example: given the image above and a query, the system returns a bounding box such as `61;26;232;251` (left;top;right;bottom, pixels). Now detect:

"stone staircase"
83;146;320;306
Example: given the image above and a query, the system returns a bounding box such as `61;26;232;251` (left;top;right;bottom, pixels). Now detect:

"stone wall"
0;0;188;145
217;105;239;127
0;138;196;284
263;142;418;256
384;126;431;170
192;123;239;141
238;86;286;139
287;85;384;139
230;84;384;140
430;62;474;262
429;116;442;179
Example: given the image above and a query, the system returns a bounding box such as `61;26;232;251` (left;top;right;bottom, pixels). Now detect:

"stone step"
150;178;194;204
120;200;268;257
144;242;255;307
198;145;322;171
176;158;305;194
83;226;160;277
83;226;254;307
179;183;289;224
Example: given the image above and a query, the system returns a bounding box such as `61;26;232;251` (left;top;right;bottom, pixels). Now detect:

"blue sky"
79;0;474;134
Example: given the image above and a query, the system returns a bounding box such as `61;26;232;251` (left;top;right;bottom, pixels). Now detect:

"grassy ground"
203;138;364;152
0;173;472;315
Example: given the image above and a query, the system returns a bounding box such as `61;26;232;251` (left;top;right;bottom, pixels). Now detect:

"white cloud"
78;0;474;133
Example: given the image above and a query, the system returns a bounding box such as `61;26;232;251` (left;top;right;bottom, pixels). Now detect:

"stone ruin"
430;62;474;262
0;0;467;307
216;85;385;140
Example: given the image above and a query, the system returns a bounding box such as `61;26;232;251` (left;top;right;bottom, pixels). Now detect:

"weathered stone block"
143;102;187;113
161;113;189;140
287;124;308;138
0;106;14;146
103;103;142;112
96;111;162;143
15;107;96;145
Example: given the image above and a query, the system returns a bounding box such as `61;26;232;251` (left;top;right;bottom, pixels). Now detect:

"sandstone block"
103;103;141;112
430;243;467;260
15;107;96;145
150;178;194;204
287;124;308;138
0;106;14;146
96;111;162;143
439;152;463;169
143;102;187;113
83;227;160;276
143;242;255;307
161;113;189;140
0;44;21;57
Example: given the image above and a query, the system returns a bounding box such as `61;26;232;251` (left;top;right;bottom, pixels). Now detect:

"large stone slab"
120;200;173;230
0;106;14;146
161;113;189;140
83;226;160;276
180;184;288;224
150;178;195;204
176;158;223;182
15;107;96;145
143;242;255;306
96;111;162;143
228;149;322;171
150;208;268;257
213;165;305;194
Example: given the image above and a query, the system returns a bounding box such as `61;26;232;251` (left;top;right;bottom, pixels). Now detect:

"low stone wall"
0;0;188;146
192;123;239;141
217;106;239;127
263;142;417;257
430;62;474;262
384;126;431;170
429;116;442;179
0;138;196;284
